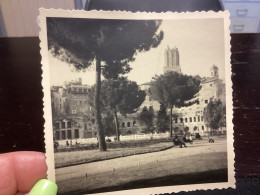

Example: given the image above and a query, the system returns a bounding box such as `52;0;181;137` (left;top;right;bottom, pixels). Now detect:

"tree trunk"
170;106;173;138
95;59;107;151
114;111;120;141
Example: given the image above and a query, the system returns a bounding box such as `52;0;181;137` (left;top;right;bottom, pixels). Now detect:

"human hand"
0;151;48;195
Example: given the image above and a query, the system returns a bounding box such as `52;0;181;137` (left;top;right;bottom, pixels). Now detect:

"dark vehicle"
195;133;203;140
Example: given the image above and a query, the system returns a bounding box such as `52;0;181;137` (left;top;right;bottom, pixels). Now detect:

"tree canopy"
150;72;201;137
204;99;225;134
47;18;164;78
100;78;146;140
139;106;155;133
47;17;164;151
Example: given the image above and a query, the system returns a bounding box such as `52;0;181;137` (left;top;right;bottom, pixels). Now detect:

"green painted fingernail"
29;179;57;195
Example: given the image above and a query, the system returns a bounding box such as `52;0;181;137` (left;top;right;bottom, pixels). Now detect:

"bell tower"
163;46;181;74
210;64;219;78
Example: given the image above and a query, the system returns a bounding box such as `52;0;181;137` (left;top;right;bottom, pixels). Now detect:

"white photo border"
39;9;234;194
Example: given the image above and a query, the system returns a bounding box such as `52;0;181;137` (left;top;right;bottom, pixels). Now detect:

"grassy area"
55;142;173;168
58;152;227;194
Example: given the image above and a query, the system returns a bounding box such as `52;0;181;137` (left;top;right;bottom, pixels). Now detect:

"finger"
0;152;47;195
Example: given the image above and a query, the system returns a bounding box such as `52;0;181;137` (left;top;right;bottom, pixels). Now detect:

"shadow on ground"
61;168;227;195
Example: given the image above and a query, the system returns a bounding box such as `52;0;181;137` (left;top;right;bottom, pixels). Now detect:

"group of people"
173;134;193;148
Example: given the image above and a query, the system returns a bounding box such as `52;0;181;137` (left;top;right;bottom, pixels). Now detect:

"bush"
55;138;172;153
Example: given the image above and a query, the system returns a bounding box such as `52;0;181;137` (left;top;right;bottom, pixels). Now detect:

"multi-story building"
51;78;96;140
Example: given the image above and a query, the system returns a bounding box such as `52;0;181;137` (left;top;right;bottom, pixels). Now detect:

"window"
55;123;60;129
62;122;66;129
74;129;79;138
55;131;60;140
84;124;87;130
205;100;208;104
61;131;66;139
185;118;187;123
175;118;178;123
194;117;196;122
79;89;82;92
202;126;204;130
189;117;192;122
127;122;131;127
198;116;200;122
201;116;204;121
67;121;71;128
180;118;183;123
122;122;125;128
133;120;136;126
67;130;72;139
210;84;212;87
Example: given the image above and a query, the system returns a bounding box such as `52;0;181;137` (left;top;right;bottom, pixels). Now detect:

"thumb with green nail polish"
29;179;58;195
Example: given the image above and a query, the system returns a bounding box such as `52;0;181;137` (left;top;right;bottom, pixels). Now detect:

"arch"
185;118;188;123
74;129;79;138
122;122;125;128
127;122;131;127
127;130;132;134
174;127;179;133
193;126;198;131
184;126;189;133
55;131;60;140
67;121;71;128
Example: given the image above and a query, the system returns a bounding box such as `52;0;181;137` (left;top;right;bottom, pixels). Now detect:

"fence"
57;132;170;146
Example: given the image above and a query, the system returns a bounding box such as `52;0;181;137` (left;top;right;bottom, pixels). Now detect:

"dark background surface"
0;34;260;194
0;1;260;193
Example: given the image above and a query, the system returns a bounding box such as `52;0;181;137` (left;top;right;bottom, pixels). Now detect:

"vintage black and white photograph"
39;10;234;195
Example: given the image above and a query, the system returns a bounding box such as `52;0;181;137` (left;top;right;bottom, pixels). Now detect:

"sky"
49;18;225;86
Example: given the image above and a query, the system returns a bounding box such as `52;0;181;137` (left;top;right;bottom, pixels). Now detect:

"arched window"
185;118;188;123
67;121;71;128
180;118;183;123
194;126;198;131
127;122;131;127
201;116;204;121
133;120;136;126
122;122;125;128
194;117;196;122
175;118;178;123
55;131;60;140
190;117;192;122
198;116;200;122
202;126;204;130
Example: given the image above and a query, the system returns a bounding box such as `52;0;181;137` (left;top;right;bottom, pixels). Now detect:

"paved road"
56;139;227;193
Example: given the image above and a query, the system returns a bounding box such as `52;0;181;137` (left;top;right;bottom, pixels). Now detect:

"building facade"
51;78;96;140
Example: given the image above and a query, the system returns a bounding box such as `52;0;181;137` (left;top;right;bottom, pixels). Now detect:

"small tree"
156;104;169;133
204;99;225;136
139;106;155;133
150;72;201;137
100;78;145;141
101;111;116;137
